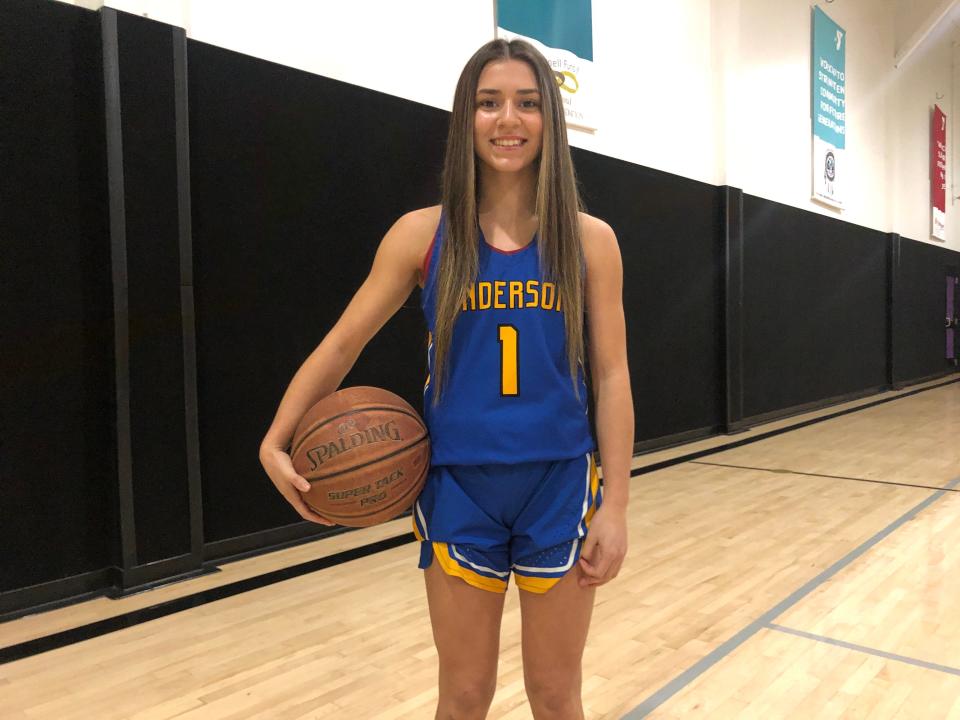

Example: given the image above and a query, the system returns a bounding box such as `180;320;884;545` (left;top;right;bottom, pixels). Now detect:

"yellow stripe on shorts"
584;454;600;526
514;573;562;594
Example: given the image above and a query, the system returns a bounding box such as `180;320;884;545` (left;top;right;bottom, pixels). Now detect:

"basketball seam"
291;404;424;458
303;434;431;485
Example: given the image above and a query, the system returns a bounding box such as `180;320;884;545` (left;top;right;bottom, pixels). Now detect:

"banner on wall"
811;6;846;208
932;104;947;241
495;0;594;130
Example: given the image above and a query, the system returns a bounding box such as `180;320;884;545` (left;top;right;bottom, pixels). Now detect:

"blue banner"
496;0;595;130
812;6;845;149
811;6;846;207
498;0;593;61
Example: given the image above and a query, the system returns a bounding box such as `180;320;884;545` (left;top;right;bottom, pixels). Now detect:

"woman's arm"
259;206;439;524
578;213;633;586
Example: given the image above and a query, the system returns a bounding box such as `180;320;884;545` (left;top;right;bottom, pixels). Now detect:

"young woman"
260;39;633;719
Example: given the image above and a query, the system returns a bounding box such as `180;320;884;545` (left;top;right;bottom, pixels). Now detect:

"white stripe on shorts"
415;499;430;541
450;543;511;578
512;537;579;575
578;451;591;538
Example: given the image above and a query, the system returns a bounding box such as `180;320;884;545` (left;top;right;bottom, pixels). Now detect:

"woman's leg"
424;556;507;720
518;568;596;720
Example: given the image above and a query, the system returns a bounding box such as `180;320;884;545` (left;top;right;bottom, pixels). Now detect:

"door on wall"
949;273;959;365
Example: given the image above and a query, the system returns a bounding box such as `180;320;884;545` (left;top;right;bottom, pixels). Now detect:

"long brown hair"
431;38;585;405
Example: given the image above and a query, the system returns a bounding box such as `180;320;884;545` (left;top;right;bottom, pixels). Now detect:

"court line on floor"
765;623;960;677
2;377;956;664
689;461;958;494
621;475;960;719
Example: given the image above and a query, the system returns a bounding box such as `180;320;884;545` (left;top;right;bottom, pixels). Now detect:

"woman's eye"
478;99;498;108
521;100;541;109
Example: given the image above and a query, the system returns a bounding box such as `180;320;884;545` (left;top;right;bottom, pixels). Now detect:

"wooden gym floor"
2;376;959;719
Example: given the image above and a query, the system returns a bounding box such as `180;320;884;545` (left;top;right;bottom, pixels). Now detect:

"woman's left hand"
577;504;628;588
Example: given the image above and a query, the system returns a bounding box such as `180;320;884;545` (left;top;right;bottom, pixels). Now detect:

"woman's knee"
438;671;497;719
524;668;582;717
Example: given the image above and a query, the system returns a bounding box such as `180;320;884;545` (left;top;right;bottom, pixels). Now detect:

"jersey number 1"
498;325;519;396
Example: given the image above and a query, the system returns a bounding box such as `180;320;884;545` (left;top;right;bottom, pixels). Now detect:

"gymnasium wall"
741;197;888;419
57;0;960;253
2;0;958;618
728;0;891;236
62;0;719;186
1;1;117;600
895;238;960;383
896;0;945;55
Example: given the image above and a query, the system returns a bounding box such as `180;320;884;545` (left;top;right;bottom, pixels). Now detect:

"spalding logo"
307;421;402;471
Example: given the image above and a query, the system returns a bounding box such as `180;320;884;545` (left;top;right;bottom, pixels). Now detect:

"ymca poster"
496;0;595;130
811;6;846;208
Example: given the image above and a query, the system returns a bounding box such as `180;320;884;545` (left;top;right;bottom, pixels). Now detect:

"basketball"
290;386;430;527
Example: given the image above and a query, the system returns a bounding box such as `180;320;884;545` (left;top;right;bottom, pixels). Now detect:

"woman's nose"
498;100;520;124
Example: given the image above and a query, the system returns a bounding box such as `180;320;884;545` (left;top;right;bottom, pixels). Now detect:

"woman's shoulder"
577;212;618;267
393;205;440;244
577;211;615;241
381;206;440;258
386;205;442;288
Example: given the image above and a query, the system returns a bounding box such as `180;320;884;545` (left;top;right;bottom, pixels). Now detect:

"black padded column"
887;233;902;389
101;8;207;593
721;186;747;433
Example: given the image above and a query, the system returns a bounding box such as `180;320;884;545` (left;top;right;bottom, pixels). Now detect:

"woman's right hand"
259;445;336;526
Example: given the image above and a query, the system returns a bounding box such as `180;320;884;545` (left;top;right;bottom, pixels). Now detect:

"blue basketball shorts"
412;452;601;594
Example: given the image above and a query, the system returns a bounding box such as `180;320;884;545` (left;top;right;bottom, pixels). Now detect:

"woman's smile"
491;136;528;149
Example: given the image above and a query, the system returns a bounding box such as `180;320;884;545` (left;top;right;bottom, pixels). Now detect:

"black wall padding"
574;150;724;442
0;1;116;592
896;237;959;382
116;13;191;565
187;40;447;545
742;195;888;418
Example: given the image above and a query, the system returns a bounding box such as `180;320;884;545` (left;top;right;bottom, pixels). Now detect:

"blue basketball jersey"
421;215;595;466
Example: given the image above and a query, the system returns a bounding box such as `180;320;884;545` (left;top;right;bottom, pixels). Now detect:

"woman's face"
473;59;544;174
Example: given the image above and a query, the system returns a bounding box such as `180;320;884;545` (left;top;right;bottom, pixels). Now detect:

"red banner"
932;104;946;240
